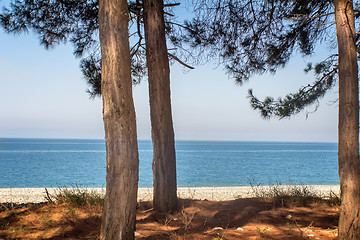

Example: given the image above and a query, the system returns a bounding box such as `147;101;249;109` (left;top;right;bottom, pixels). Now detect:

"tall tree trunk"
334;0;360;239
98;0;139;239
143;0;178;213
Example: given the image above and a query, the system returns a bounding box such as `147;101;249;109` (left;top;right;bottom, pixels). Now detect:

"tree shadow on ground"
0;197;339;240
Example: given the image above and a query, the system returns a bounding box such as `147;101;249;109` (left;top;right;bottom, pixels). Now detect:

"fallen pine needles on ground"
0;185;339;239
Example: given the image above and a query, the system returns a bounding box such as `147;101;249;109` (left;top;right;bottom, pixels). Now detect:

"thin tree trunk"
334;0;360;239
143;0;178;213
98;0;139;239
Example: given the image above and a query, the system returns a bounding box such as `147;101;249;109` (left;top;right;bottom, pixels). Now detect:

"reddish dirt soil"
0;198;339;239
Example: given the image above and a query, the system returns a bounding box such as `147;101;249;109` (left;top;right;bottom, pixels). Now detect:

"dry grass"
249;183;341;208
0;186;340;239
51;185;105;207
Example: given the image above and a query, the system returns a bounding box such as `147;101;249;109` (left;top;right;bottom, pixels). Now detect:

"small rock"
134;232;141;236
308;234;315;237
286;214;292;219
236;227;244;231
212;227;224;230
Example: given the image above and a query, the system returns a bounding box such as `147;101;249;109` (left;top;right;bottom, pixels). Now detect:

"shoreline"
0;185;340;203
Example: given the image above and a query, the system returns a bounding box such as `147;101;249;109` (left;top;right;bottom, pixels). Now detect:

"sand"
0;185;340;203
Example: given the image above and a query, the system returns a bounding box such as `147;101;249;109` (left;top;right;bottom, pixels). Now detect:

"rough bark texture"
334;0;360;239
143;0;178;213
98;0;139;239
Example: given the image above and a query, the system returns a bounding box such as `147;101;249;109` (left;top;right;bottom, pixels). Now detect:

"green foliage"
0;0;186;97
0;0;99;56
248;55;338;119
249;182;324;207
18;225;25;233
180;0;334;84
0;0;104;97
255;226;270;238
286;222;293;231
52;185;104;207
178;0;360;118
80;54;102;98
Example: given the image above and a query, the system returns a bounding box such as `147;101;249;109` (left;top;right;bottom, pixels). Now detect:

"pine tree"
182;0;360;238
0;0;190;213
143;0;178;212
99;0;139;239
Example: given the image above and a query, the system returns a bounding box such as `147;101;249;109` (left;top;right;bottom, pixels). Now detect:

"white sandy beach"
0;185;340;203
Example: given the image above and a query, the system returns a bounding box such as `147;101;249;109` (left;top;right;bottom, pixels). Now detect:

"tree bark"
334;0;360;239
143;0;178;213
98;0;139;239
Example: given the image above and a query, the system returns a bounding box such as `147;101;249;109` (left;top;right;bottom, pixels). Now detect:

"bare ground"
0;197;339;240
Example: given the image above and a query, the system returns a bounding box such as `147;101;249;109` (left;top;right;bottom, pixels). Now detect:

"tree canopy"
0;0;188;97
181;1;360;239
179;0;359;118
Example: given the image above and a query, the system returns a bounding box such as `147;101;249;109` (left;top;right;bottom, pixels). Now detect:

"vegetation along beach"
1;0;360;239
0;185;341;239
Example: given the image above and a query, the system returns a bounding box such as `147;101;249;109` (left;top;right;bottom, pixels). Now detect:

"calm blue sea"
0;138;339;188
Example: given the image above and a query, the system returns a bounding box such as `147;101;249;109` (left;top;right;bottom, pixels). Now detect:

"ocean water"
0;138;339;188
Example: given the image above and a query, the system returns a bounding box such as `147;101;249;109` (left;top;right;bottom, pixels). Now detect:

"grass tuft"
249;182;328;207
51;184;104;207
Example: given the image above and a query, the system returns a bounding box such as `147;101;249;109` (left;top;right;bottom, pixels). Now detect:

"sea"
0;138;339;188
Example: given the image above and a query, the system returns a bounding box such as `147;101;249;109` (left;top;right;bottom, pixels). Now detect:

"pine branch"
164;11;175;17
168;52;194;69
166;21;193;31
248;58;338;119
285;12;334;21
164;3;180;8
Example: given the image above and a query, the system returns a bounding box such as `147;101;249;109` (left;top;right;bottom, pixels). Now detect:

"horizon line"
0;137;338;144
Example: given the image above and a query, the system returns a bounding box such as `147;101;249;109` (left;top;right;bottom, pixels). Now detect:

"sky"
0;1;339;142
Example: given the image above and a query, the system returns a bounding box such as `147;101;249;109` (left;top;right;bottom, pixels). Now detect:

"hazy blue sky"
0;2;339;142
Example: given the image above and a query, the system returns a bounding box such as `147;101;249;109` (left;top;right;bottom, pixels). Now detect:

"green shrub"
249;182;323;207
51;184;105;207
